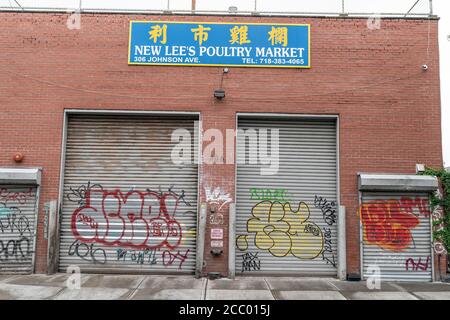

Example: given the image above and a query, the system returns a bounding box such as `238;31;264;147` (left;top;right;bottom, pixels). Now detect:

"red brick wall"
0;12;442;277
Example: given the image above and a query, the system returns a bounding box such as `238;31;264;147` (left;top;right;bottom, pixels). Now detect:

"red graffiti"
400;197;431;218
162;249;190;269
405;257;430;272
360;199;420;252
71;188;183;250
0;188;33;205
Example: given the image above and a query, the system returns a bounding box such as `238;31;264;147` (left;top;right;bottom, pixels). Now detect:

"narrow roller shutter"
361;192;433;282
59;114;198;274
235;117;338;276
0;186;37;274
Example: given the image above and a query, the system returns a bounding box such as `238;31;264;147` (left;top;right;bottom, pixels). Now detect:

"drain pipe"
338;206;347;280
196;203;207;278
228;203;236;279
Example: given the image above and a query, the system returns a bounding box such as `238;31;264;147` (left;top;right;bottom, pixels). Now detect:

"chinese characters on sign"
191;25;212;46
149;24;167;44
129;21;310;68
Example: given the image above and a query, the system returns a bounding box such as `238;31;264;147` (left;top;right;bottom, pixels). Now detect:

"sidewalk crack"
263;278;277;300
126;276;147;300
390;283;406;292
325;279;348;300
202;278;208;300
408;292;424;300
49;287;68;300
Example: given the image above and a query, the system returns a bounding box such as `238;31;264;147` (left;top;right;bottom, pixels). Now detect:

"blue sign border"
128;21;311;69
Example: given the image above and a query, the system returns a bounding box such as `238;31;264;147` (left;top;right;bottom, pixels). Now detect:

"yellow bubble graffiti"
245;201;324;259
236;235;249;251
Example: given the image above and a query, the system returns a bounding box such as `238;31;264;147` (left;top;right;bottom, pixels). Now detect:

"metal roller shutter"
59;114;198;274
0;186;38;274
235;117;338;276
361;192;433;282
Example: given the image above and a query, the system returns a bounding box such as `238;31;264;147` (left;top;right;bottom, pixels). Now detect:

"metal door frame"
31;184;41;273
232;113;340;277
55;109;202;274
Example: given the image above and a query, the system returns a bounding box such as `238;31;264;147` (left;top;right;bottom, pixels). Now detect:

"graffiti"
236;235;249;251
205;186;231;226
405;257;430;272
431;190;447;255
250;188;290;202
304;224;321;237
314;195;337;226
208;202;224;226
240;252;261;273
0;201;34;262
116;248;158;265
147;185;193;208
236;201;324;259
434;242;446;255
0;210;32;236
360;199;421;252
0;204;12;217
205;186;232;211
67;181;104;206
76;212;98;229
68;183;192;207
68;240;106;264
0;187;33;205
67;183;196;270
321;227;336;268
71;187;186;251
432;206;445;232
162;249;190;269
0;237;32;261
400;197;431;218
209;210;224;225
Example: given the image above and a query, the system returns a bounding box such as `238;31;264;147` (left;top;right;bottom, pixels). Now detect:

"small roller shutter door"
0;186;38;274
361;192;433;282
235;117;338;276
59;114;198;274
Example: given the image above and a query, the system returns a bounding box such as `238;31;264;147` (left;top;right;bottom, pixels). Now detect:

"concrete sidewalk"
1;274;450;300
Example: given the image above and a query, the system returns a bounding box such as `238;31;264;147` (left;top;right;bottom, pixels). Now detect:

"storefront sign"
128;21;310;68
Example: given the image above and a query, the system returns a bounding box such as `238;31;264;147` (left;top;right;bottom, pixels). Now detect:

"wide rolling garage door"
0;185;38;274
235;117;338;276
361;192;433;282
59;114;198;274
